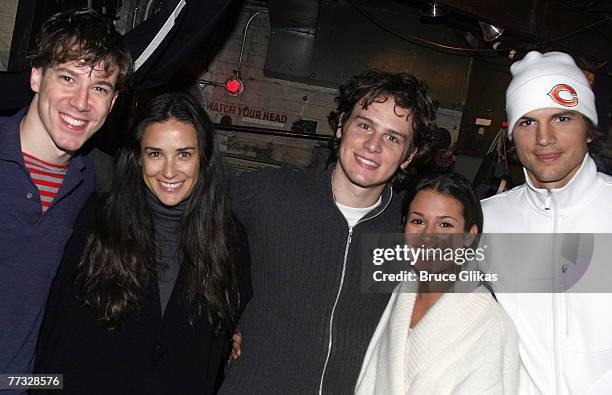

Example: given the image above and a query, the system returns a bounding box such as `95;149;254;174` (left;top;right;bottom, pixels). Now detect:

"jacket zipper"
318;226;352;395
545;189;552;210
318;189;393;394
548;190;562;394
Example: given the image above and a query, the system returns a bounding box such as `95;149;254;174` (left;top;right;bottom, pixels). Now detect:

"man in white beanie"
481;51;612;393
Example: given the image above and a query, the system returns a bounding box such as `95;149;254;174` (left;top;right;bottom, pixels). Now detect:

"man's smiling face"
30;59;118;157
512;108;590;190
334;97;415;195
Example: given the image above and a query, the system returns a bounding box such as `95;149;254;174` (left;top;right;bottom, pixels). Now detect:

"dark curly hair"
327;70;437;188
28;8;132;93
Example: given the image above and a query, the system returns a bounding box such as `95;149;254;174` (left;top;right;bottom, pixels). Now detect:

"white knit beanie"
505;51;597;138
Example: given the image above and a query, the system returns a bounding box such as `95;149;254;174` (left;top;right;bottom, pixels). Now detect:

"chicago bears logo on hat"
548;84;578;107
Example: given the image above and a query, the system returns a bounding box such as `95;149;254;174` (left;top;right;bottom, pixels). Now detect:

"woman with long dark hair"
35;92;250;394
356;173;518;394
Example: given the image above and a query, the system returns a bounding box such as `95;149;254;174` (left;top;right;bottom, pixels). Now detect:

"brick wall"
0;0;19;71
196;3;338;168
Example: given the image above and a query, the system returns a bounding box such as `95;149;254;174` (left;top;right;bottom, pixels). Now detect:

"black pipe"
214;123;333;142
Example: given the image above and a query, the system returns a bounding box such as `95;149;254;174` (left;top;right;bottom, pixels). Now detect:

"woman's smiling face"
140;118;200;206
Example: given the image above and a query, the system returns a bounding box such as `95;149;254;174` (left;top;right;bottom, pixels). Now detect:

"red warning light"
224;78;244;96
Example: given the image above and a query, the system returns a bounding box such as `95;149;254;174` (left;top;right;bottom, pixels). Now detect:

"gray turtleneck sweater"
146;190;187;316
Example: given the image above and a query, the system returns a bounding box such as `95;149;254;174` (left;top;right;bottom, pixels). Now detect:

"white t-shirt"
336;196;382;228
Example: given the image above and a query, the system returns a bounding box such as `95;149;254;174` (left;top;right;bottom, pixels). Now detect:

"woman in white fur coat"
356;173;519;395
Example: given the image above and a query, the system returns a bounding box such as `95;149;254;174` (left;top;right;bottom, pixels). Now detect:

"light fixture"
420;2;449;18
479;21;504;42
224;77;244;96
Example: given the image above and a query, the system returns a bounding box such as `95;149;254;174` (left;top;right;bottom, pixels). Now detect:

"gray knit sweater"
220;166;404;394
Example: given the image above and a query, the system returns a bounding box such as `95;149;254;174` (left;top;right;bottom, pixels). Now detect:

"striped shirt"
22;152;69;213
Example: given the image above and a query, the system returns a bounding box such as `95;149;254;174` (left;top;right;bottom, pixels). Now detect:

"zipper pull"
347;227;353;245
544;190;552;210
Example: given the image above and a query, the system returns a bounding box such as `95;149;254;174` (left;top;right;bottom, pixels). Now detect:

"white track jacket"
481;154;612;394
